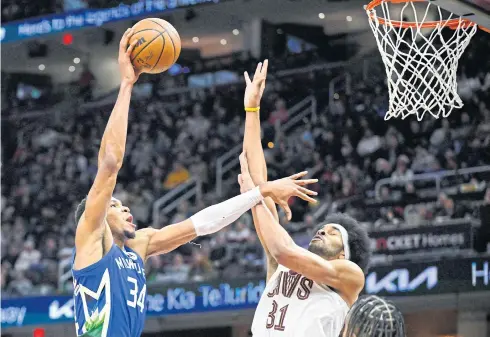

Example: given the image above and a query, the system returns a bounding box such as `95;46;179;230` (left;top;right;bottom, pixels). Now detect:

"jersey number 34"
127;276;146;313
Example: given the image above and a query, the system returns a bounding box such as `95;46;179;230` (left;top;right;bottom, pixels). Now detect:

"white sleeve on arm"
191;187;264;236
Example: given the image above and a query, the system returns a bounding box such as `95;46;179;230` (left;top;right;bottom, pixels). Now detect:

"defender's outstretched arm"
75;29;140;250
242;60;282;282
142;165;319;258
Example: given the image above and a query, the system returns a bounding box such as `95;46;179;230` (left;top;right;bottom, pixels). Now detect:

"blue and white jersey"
71;245;147;337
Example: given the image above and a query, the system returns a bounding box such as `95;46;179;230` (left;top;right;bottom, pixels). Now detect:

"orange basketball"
128;18;181;74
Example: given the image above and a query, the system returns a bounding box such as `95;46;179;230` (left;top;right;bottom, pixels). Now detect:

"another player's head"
75;197;136;240
342;295;405;337
308;213;371;273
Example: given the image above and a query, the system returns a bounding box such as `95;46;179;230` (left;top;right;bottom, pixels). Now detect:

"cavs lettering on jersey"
252;265;349;337
71;245;146;337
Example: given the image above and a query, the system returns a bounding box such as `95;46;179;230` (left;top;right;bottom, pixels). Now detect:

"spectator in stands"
390;155;414;186
227;219;252;243
14;240;41;273
164;254;191;283
189;250;216;282
268;98;289;125
163;162;190;190
435;192;470;219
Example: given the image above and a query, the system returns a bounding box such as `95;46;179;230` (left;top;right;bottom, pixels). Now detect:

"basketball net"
366;0;478;120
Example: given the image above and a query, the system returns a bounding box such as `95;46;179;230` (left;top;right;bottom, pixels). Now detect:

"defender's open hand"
244;60;268;109
239;151;318;220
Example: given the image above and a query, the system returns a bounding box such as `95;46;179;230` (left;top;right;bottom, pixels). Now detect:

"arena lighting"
69;66;76;72
62;33;73;45
220;39;227;45
318;13;325;19
73;57;80;64
232;29;240;35
38;64;45;71
192;36;199;43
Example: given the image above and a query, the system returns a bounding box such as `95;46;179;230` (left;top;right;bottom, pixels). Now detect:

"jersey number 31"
266;300;289;331
127;276;146;312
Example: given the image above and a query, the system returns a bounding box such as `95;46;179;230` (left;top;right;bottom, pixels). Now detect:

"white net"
366;1;478;120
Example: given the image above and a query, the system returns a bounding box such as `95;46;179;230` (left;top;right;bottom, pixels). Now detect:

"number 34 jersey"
71;245;147;337
251;265;349;337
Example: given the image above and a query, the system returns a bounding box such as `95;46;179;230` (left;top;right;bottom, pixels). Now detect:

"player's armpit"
75;162;118;248
144;220;197;258
274;245;364;302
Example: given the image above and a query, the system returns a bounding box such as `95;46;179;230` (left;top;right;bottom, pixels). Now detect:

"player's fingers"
239;152;249;173
261;59;269;76
295;190;318;204
126;39;138;56
120;28;132;52
297;186;318;196
289;171;308;180
295;178;319;186
253;62;262;80
244;71;252;85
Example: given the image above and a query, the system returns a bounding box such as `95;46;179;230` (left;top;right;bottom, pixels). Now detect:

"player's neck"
114;237;126;248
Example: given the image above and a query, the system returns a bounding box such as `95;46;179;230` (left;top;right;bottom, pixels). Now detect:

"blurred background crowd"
2;11;490;300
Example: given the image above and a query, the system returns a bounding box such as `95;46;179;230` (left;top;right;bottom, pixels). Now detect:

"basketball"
128;18;181;74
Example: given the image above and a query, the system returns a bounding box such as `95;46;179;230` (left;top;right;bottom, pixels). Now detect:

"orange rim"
366;0;480;30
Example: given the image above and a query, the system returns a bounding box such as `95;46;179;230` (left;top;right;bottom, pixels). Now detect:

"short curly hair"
316;213;371;274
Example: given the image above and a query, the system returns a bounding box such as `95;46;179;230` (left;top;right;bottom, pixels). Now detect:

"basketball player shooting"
342;295;405;337
71;30;319;337
240;60;371;337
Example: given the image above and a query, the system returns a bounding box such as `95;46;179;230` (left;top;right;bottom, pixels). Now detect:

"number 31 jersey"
71;245;147;337
251;265;349;337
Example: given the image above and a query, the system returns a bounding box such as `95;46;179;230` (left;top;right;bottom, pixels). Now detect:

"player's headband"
330;224;351;260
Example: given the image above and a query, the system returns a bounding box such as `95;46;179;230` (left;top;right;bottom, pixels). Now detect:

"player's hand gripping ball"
128;18;181;74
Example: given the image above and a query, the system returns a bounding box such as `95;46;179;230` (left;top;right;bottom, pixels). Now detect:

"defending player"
71;31;319;337
342;295;405;337
240;61;371;337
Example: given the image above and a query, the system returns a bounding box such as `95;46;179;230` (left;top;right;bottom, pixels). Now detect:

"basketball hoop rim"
365;0;490;32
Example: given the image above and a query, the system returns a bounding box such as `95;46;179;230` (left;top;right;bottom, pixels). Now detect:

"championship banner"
371;222;473;255
2;257;490;328
0;0;222;44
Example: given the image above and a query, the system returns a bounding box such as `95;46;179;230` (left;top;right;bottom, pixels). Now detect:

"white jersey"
251;265;349;337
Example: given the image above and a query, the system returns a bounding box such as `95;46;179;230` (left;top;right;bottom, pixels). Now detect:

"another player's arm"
75;29;140;251
242;60;280;281
254;203;364;298
136;168;317;259
239;153;364;301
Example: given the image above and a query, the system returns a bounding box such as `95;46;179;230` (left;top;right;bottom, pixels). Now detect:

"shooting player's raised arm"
75;29;140;250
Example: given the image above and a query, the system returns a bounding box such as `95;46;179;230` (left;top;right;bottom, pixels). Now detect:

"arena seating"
2;31;490;297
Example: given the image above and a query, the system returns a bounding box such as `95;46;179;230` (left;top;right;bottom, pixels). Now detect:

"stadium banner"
0;0;221;44
370;222;473;255
2;257;490;328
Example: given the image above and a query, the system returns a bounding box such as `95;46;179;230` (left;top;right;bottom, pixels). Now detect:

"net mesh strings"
366;1;477;120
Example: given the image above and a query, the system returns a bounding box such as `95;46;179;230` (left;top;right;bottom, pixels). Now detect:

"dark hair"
319;213;371;274
75;197;87;224
343;295;405;337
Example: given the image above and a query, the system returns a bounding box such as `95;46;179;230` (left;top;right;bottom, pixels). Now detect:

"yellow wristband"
245;107;260;112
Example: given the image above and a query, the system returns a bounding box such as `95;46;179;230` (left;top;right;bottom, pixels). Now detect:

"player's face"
106;198;136;240
308;224;344;259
